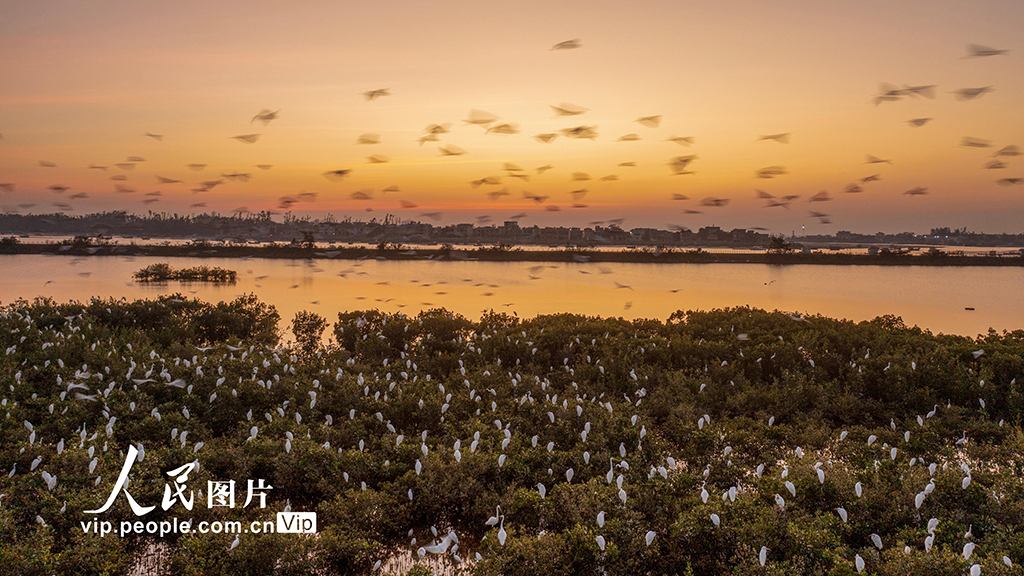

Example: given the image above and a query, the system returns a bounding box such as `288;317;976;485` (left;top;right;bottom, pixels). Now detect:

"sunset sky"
1;0;1021;234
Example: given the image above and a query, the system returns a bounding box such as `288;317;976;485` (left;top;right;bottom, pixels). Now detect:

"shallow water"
2;254;1022;337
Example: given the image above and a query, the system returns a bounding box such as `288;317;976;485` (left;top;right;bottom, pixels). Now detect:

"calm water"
2;254;1022;337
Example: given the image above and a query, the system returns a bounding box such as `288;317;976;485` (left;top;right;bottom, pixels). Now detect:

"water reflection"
2;254;1022;337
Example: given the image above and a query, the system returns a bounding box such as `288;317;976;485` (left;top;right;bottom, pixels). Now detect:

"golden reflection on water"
2;254;1022;337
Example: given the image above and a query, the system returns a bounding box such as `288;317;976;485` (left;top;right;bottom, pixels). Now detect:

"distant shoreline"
3;241;1024;266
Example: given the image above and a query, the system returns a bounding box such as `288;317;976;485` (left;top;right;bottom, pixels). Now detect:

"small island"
133;262;237;283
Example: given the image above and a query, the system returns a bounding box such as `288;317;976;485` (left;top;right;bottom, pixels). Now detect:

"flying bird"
952;87;993;101
463;109;499;127
961;137;992;148
323;169;353;181
551;103;587;116
668;155;698;175
905;85;936;98
551;39;581;50
362;88;391;101
965;44;1009;57
907;118;932;127
470;176;501;188
423;123;451;135
755;166;788;178
439;145;467;156
486;123;520;135
635;115;662;128
144;132;163;141
560;126;598;140
231;134;261;144
251;109;280;125
700;197;730;207
757;133;790;143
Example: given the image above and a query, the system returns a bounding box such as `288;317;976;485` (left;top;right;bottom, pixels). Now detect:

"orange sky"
1;0;1022;233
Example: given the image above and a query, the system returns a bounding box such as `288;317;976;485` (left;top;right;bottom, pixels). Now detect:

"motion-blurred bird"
362;89;391;101
323;169;352;181
757;133;790;143
251;109;280;125
551;39;581;50
635;115;662;128
551;103;587;116
953;87;993;101
965;44;1009;57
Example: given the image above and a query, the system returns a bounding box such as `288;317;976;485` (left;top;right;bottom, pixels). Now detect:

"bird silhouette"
362;88;391;101
551;39;581;50
757;133;790;143
965;44;1009;57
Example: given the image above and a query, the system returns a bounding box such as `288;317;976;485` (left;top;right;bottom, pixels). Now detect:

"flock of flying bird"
0;41;1020;229
1;301;1018;574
